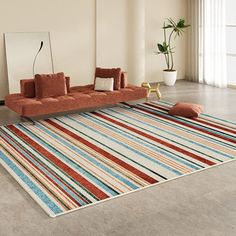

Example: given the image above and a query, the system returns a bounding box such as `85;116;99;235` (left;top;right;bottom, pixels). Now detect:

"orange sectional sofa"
5;69;147;118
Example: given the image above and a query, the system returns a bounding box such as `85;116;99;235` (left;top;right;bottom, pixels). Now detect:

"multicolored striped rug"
1;101;236;217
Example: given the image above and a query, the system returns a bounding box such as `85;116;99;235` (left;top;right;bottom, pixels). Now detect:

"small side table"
141;82;161;100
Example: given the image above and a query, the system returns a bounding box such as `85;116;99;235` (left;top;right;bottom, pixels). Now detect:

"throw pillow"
65;76;70;93
168;102;204;118
95;67;121;90
20;76;70;98
35;72;67;99
121;72;128;88
20;79;35;98
94;78;114;91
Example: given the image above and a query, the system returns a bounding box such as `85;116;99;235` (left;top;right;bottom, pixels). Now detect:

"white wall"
0;0;96;100
0;0;187;100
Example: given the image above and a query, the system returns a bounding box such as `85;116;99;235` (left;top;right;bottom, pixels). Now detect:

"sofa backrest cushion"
35;72;67;99
20;76;70;98
121;72;128;88
20;79;35;98
65;76;70;93
95;67;121;90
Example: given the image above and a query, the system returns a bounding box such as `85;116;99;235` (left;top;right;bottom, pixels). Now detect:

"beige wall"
0;0;187;100
96;0;187;84
96;0;128;70
0;0;96;100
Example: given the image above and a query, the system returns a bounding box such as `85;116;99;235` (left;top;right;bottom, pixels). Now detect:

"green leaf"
165;18;190;37
157;42;170;54
176;19;190;29
157;43;165;53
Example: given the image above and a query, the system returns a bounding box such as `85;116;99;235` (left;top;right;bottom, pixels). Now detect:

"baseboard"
0;100;5;106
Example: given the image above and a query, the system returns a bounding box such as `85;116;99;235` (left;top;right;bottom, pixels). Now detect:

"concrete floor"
0;80;236;236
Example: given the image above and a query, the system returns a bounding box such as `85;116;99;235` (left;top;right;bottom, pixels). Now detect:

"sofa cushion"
35;72;67;99
70;84;94;93
20;76;70;98
168;102;204;118
20;79;35;98
121;72;128;88
94;78;114;91
95;67;121;90
65;76;70;93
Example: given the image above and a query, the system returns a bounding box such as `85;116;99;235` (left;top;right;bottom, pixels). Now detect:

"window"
226;0;236;85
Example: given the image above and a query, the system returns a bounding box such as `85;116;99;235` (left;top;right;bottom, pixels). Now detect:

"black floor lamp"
32;41;44;77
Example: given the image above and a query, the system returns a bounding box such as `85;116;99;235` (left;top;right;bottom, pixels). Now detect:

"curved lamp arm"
32;41;44;77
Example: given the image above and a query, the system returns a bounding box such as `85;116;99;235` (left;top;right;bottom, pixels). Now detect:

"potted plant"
156;18;190;86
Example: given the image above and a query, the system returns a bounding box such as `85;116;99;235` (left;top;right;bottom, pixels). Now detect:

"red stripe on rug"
92;112;216;166
8;125;109;200
1;130;90;207
136;104;236;145
193;119;236;135
145;102;169;112
45;119;158;184
146;103;236;135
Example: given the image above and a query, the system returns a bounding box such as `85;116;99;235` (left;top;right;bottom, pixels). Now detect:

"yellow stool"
141;82;161;100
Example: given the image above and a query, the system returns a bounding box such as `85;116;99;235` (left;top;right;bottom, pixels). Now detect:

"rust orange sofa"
5;70;147;118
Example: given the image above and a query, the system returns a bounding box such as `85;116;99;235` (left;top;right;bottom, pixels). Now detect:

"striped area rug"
1;100;236;217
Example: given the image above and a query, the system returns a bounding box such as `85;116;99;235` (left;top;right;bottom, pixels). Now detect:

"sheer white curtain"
187;0;227;88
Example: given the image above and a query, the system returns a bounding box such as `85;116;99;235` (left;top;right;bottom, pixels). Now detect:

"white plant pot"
163;70;177;86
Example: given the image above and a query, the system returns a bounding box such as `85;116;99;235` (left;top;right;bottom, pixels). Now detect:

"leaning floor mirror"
4;32;54;93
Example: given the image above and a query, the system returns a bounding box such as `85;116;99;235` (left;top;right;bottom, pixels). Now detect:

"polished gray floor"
0;80;236;236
